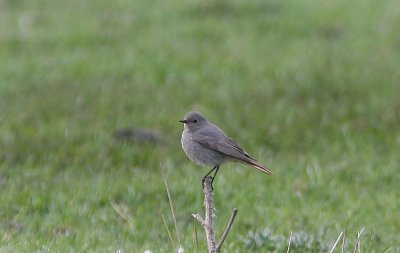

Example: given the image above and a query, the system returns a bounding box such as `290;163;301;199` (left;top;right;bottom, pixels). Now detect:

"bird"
180;111;271;187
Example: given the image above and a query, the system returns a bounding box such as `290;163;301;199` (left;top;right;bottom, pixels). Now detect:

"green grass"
1;0;400;251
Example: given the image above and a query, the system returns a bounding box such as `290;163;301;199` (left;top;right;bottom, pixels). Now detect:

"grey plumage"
180;111;272;182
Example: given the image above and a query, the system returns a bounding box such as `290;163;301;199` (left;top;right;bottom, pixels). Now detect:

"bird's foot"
202;176;214;191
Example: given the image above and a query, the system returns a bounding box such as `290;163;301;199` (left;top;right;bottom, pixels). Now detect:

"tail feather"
247;160;272;174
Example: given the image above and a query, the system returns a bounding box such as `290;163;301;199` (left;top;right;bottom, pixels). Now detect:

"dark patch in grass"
3;221;25;233
53;226;73;237
185;1;282;19
113;128;167;145
316;25;346;40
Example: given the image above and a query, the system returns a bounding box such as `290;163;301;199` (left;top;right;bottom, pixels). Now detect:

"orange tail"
247;160;272;174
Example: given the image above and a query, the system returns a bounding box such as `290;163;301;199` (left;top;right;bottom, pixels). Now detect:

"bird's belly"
181;133;225;167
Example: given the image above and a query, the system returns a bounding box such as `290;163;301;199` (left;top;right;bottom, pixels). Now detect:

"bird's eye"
193;119;198;123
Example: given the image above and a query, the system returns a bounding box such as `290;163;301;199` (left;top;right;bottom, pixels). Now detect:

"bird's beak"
179;119;188;123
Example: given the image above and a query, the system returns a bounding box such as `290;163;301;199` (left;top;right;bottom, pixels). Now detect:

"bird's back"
197;122;227;139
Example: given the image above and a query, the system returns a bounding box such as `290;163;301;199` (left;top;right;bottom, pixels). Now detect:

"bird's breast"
181;131;225;167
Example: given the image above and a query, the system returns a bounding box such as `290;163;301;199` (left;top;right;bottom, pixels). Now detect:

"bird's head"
179;111;208;132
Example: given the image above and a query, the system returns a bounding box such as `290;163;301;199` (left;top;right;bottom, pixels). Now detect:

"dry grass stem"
353;227;365;253
341;230;346;253
161;212;175;249
286;231;293;253
163;177;181;245
110;200;135;229
194;221;200;253
329;231;344;253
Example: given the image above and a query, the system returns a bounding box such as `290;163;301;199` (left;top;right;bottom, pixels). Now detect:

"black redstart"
180;111;271;185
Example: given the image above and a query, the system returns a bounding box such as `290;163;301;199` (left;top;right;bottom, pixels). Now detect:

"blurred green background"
1;0;399;251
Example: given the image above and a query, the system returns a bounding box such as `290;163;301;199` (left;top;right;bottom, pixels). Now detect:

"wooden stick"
203;177;217;252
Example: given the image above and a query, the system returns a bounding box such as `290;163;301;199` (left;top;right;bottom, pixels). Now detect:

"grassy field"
1;0;399;252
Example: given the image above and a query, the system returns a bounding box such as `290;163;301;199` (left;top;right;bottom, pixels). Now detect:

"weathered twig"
192;176;238;253
199;177;217;252
192;213;206;227
216;208;238;252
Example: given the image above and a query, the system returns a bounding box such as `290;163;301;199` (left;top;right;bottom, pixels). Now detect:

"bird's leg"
210;166;220;186
202;166;217;183
202;165;220;190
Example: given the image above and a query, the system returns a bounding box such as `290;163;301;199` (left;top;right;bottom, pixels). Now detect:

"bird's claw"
202;176;214;191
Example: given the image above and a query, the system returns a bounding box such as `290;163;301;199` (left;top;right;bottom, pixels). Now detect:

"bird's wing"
192;135;255;161
192;133;272;174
